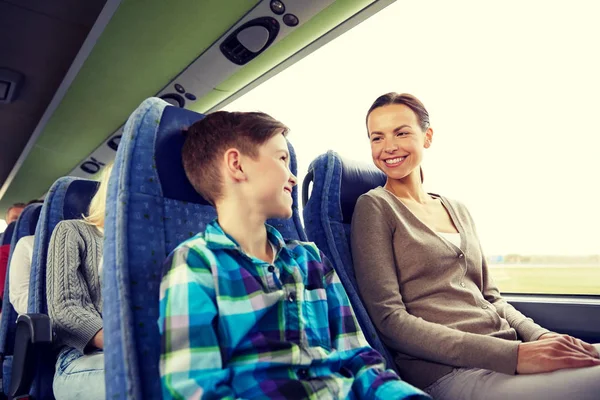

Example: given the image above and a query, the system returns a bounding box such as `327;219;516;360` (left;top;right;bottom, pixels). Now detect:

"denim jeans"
424;344;600;400
53;347;105;400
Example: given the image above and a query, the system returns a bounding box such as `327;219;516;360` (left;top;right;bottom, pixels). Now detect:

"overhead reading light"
220;17;280;65
0;68;24;104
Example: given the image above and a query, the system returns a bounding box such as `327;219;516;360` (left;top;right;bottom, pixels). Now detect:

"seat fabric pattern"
27;177;98;400
302;150;397;370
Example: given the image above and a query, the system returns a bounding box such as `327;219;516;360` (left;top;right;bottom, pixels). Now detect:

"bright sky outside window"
223;0;600;262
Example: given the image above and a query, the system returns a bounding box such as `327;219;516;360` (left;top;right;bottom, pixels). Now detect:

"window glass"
222;0;600;295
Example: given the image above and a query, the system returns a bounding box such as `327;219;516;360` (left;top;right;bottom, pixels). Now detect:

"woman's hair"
83;163;113;228
365;92;430;132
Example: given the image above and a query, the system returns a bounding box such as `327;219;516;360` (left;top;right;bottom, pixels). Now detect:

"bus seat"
28;177;99;315
0;203;42;397
103;97;307;400
0;223;16;304
301;150;398;371
20;177;98;400
1;222;15;246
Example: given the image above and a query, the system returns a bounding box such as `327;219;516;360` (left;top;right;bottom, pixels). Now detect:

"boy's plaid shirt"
159;220;427;400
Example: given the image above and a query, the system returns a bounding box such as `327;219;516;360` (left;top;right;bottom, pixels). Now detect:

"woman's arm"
9;235;34;315
46;221;103;353
351;195;519;374
479;250;549;341
460;204;550;342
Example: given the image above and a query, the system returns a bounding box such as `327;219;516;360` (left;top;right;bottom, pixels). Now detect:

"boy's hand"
516;334;600;374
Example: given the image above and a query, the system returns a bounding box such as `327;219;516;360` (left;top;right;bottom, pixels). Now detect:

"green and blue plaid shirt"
159;220;427;400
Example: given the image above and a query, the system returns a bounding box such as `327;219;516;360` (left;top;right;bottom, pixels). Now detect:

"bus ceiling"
0;0;392;216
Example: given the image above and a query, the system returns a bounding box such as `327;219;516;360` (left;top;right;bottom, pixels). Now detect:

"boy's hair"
182;111;289;204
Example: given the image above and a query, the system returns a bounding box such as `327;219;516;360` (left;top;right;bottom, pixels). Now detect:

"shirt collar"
204;219;287;255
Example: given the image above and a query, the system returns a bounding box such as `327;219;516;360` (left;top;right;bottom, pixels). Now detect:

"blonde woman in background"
46;164;112;400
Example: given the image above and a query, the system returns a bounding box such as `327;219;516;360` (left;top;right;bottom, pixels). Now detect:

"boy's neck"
216;201;272;263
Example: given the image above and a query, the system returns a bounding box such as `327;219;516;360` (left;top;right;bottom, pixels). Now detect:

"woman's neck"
384;173;430;205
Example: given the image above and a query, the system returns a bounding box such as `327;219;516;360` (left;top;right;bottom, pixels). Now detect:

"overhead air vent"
220;17;280;65
0;68;24;104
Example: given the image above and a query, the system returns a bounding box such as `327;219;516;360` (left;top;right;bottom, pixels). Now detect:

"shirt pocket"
302;287;331;348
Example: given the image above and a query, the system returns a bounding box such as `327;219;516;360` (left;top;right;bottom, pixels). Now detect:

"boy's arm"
322;252;429;400
159;244;242;400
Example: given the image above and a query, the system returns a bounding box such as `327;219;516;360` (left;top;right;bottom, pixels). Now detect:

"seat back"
26;177;98;400
0;204;42;395
1;222;15;246
301;150;396;369
103;97;307;400
28;177;99;315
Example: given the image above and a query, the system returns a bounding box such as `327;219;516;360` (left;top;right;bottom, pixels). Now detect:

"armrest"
9;314;52;400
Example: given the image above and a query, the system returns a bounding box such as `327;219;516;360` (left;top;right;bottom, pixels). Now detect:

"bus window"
221;0;600;296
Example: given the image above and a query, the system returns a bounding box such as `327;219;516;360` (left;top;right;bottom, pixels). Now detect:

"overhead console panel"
69;0;336;178
157;0;336;109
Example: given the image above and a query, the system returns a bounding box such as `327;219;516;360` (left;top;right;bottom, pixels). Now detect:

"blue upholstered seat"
103;97;307;399
0;204;42;396
301;150;397;370
25;177;98;400
1;222;15;246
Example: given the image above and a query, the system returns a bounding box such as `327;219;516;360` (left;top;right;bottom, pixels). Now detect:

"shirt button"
458;253;464;259
288;292;296;302
482;304;488;309
460;282;466;287
268;266;275;273
297;368;309;379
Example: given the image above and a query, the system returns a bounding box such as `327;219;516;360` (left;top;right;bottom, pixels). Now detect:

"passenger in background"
351;92;600;400
158;111;427;399
5;203;26;225
0;202;28;306
8;199;44;315
46;166;112;400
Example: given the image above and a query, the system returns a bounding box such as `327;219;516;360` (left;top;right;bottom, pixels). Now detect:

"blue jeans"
53;347;105;400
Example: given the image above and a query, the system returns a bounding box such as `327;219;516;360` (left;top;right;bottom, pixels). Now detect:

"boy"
158;111;427;400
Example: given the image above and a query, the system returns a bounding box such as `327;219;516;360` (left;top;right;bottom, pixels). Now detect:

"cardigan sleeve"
351;194;519;375
46;221;103;353
458;202;551;342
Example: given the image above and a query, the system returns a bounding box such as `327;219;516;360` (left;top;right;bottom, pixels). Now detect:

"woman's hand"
91;328;104;350
538;332;599;357
516;334;600;374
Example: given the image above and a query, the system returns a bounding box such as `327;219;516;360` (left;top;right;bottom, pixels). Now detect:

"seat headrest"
339;157;386;224
2;222;15;245
13;203;42;241
140;97;300;207
154;105;210;204
62;179;100;219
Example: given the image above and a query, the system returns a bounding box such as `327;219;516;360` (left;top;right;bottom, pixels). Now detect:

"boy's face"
242;133;297;219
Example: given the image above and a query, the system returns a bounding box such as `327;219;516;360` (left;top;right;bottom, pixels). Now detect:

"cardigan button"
458;253;464;259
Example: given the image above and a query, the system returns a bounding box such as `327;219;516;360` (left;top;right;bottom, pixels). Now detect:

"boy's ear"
223;148;247;181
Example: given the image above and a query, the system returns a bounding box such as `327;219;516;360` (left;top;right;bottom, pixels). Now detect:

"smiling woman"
222;0;600;297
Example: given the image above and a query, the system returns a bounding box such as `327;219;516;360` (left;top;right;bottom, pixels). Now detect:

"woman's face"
367;104;433;181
